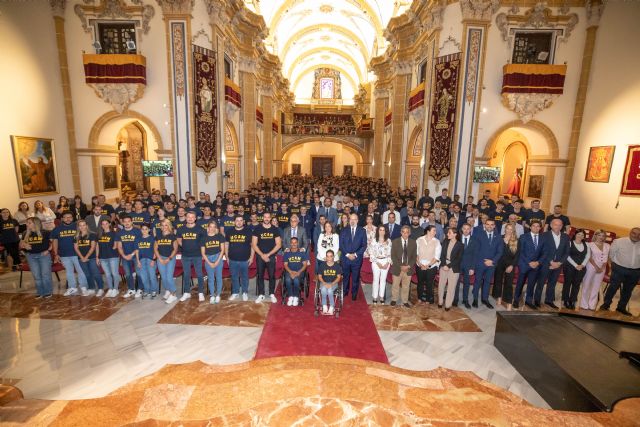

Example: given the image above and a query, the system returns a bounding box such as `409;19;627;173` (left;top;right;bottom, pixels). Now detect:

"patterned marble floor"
2;268;638;411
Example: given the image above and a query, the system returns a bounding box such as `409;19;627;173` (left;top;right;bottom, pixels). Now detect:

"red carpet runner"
254;256;388;364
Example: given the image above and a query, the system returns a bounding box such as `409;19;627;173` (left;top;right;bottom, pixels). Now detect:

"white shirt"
382;210;401;225
552;232;561;248
610;237;640;269
316;233;340;262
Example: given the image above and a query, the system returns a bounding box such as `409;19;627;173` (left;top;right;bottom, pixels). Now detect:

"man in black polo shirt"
524;199;545;230
544;204;571;232
252;212;282;303
225;215;254;301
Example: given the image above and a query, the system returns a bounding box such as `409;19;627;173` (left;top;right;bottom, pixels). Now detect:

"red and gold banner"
621;145;640;196
408;81;425;112
224;77;241;108
429;53;461;182
358;118;372;132
83;54;146;84
256;106;264;124
384;109;392;127
193;45;217;174
272;121;279;134
501;64;566;95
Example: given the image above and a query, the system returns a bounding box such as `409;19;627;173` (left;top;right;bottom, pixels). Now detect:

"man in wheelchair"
283;237;309;307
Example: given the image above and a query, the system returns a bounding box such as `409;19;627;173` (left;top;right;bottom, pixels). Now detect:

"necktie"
464;237;468;247
351;227;355;240
402;240;407;264
534;234;538;248
390;224;393;235
488;233;493;244
292;228;296;238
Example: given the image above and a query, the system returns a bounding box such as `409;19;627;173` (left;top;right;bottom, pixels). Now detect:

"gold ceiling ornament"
319;4;333;13
285;46;365;82
495;2;579;44
75;0;155;35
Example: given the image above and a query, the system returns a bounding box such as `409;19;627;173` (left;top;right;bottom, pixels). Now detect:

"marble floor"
1;267;638;413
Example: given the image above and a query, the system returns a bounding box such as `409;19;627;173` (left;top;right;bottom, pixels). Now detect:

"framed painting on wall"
343;165;353;175
527;175;544;199
585;146;615;183
291;164;302;175
620;145;640;196
102;165;119;190
11;136;59;198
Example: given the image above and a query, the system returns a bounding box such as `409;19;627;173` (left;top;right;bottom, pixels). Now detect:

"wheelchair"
313;279;343;318
280;270;310;306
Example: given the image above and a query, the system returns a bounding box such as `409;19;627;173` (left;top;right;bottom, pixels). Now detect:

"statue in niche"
199;78;213;114
436;88;453;128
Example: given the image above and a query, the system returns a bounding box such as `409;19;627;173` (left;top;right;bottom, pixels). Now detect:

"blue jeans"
157;256;176;293
60;256;87;289
26;252;53;296
284;271;302;297
100;257;120;290
79;258;103;290
136;258;158;293
229;259;249;294
121;256;137;290
321;284;337;307
204;253;224;296
181;256;204;293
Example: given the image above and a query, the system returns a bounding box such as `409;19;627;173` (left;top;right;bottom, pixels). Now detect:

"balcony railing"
282;124;357;136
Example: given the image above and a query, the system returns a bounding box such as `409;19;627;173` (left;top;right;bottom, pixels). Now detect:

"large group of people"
1;174;638;317
286;113;356;136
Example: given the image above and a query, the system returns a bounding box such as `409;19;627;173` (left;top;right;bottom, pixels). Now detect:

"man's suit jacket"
460;234;478;270
390;237;417;276
310;204;322;221
84;214;110;233
360;211;381;227
282;226;308;250
385;223;401;240
299;214;314;240
517;232;544;267
539;231;570;265
318;206;338;225
473;230;503;267
339;226;367;263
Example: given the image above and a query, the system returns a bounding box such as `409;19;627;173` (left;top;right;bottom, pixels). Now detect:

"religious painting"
291;164;302;176
585;146;615;183
11;136;58;197
527;175;544;199
312;68;342;100
193;45;217;174
102;165;119;190
620;145;640;196
343;165;353;176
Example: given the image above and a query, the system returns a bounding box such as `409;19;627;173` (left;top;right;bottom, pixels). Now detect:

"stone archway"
405;126;423;189
282;139;364;176
224;121;240;191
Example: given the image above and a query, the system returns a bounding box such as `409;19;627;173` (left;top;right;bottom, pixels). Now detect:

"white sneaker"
87;289;96;296
229;293;239;301
166;295;177;304
242;293;248;301
287;296;293;306
123;290;135;298
110;289;119;298
255;294;265;304
96;289;105;297
293;297;299;307
215;295;221;304
134;290;143;298
198;292;205;302
81;287;89;296
63;288;78;296
328;306;334;315
322;304;328;314
210;296;216;304
269;294;277;303
179;292;191;302
163;290;171;300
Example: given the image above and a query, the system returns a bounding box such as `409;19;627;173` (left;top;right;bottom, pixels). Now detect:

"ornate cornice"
460;0;500;22
495;2;579;43
75;0;155;35
585;0;605;28
50;0;66;17
155;0;193;15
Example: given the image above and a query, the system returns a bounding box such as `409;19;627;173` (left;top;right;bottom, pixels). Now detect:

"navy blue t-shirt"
284;250;308;271
75;233;96;259
130;211;150;228
253;225;281;255
0;219;19;244
226;228;252;261
202;233;225;255
318;262;342;284
136;235;155;259
156;233;177;258
100;204;115;217
23;230;50;253
177;225;203;257
173;218;186;231
197;217;216;231
51;222;78;257
220;214;236;235
116;227;142;255
97;231;119;259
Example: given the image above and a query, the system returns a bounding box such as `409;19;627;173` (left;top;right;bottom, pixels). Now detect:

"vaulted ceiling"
244;0;411;104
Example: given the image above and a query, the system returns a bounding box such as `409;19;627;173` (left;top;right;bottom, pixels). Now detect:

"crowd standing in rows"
1;175;638;316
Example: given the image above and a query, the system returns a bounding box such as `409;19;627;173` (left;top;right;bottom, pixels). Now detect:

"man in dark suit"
85;204;111;234
390;226;417;307
318;197;338;226
533;218;569;308
310;195;322;222
339;213;367;300
472;219;503;308
282;214;309;251
513;220;544;309
453;223;477;308
298;206;314;243
385;213;402;240
360;203;381;227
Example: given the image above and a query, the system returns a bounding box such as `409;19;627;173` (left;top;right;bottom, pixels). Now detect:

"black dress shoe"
351;294;358;301
403;303;411;308
482;300;494;309
513;302;519;309
472;300;478;308
464;301;471;309
438;304;443;309
563;301;570;309
534;302;541;308
390;301;397;306
525;302;537;310
599;305;610;311
616;308;633;316
546;302;559;309
570;302;576;310
452;301;458;307
445;307;450;312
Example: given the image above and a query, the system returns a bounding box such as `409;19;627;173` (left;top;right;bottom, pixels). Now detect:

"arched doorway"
224;122;240;191
117;122;148;194
281;139;364;177
405;126;423;189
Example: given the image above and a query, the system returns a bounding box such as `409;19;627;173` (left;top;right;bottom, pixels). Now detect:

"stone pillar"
372;87;388;178
389;65;411;188
560;1;604;208
240;59;258;185
273;105;283;176
50;1;82;195
262;91;274;178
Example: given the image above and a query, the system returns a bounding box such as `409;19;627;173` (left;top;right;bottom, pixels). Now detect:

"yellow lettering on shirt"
3;223;15;231
77;239;91;247
324;269;336;276
27;236;43;244
260;232;274;239
288;255;302;263
59;230;76;238
182;232;197;240
157;238;173;246
98;236;112;244
205;240;220;249
230;235;246;243
121;234;136;242
138;241;152;249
